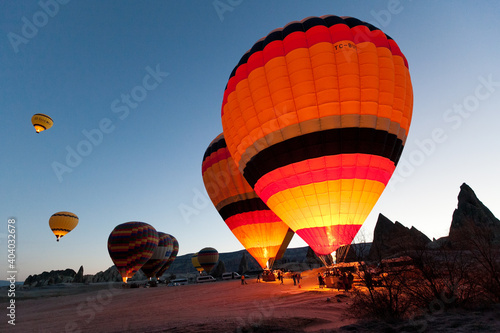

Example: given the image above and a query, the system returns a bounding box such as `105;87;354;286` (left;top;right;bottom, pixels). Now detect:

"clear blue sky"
1;1;499;281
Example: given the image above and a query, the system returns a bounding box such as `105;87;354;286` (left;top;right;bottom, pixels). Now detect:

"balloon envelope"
221;15;413;255
202;133;294;269
197;247;219;275
156;234;178;279
31;113;53;133
141;231;173;279
191;253;204;273
49;211;78;242
107;222;159;283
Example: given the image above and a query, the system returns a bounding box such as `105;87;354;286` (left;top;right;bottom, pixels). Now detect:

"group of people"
318;270;354;291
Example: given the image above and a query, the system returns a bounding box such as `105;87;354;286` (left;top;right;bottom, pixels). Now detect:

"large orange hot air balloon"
221;16;413;256
107;222;159;283
202;133;293;269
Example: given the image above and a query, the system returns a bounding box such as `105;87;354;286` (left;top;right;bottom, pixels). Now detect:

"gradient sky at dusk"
1;1;500;280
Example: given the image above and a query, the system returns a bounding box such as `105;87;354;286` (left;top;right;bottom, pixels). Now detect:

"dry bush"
349;222;500;320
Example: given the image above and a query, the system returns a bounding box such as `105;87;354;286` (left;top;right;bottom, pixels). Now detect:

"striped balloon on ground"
191;252;204;273
156;234;178;279
141;231;174;279
49;211;79;242
197;247;219;275
202;133;293;269
107;222;159;283
221;15;413;255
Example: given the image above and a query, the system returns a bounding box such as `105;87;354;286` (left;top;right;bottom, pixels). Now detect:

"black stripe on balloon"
202;136;227;163
34;113;54;121
218;197;270;221
243;127;403;188
51;228;71;232
228;16;388;81
52;213;78;220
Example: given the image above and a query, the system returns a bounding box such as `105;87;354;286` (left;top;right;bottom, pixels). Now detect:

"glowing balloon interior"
202;133;294;269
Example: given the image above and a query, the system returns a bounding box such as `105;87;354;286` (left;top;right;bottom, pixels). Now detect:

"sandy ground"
5;268;500;332
6;269;356;333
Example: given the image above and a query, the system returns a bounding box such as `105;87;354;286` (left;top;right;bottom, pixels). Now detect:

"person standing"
347;271;354;290
241;274;247;285
318;273;324;288
342;272;349;292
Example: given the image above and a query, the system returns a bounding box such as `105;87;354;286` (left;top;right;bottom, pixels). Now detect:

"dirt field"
6;268;500;332
9;269;355;333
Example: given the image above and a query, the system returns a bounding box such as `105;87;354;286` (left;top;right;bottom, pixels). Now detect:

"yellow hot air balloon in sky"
31;113;53;133
49;211;79;241
221;15;413;256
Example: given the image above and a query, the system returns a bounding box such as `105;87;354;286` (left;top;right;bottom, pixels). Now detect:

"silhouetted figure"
347;272;354;290
342;272;349;291
318;273;325;288
364;271;373;290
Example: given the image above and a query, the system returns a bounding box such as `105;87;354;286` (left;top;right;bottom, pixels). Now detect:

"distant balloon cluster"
204;15;413;264
107;222;179;283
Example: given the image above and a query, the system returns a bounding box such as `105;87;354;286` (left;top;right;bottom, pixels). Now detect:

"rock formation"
72;265;84;283
367;213;431;261
91;266;122;283
448;183;500;244
24;269;76;287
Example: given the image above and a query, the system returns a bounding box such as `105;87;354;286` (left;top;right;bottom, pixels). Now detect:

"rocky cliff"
24;269;77;287
449;183;500;244
367;213;431;261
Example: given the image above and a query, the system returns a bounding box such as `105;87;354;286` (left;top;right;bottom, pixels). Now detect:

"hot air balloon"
156;234;178;279
191;253;204;274
49;211;78;242
221;16;413;257
31;113;53;133
275;228;295;261
197;247;219;275
141;231;174;279
202;133;294;269
107;222;159;283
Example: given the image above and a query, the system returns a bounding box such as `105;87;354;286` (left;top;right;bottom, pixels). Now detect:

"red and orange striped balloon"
107;222;159;283
141;231;174;279
156;234;178;279
221;16;413;255
202;133;293;269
